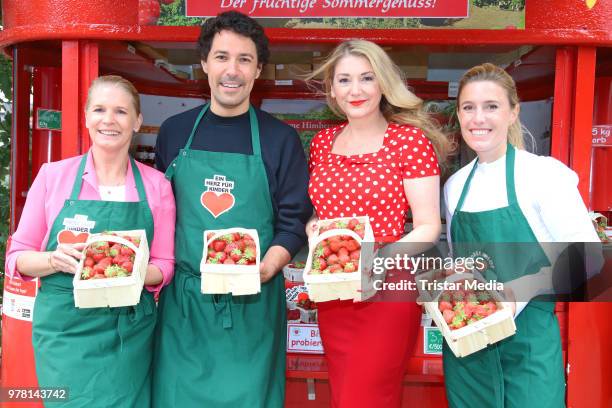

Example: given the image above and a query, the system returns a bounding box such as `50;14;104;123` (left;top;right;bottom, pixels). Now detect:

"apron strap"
130;156;149;203
69;154;89;201
69;152;149;202
454;159;479;213
454;143;518;213
248;105;262;157
184;103;210;150
183;103;261;157
505;143;518;206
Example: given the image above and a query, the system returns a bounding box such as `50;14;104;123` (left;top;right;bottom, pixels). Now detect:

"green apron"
33;153;156;407
152;104;286;408
443;145;565;408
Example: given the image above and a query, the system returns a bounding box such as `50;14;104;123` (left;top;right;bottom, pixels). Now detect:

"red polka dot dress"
308;122;440;408
309;122;439;241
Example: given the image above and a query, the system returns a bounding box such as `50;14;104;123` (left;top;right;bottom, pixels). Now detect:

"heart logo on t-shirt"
201;191;235;218
57;230;89;245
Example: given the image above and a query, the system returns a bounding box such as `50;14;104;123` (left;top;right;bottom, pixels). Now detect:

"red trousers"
317;299;421;408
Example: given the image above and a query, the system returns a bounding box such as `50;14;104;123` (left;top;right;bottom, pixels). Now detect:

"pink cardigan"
5;152;176;295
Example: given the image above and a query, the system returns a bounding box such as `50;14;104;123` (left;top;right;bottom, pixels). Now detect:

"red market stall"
1;1;611;407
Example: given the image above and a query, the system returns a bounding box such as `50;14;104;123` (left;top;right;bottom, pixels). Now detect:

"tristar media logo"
201;174;235;218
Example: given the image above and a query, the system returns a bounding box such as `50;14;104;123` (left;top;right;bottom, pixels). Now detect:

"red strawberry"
121;261;133;273
329;264;343;273
338;254;350;266
349;250;361;261
312;257;327;271
120;246;134;256
93;252;105;262
223;259;235;265
215;252;228;263
207;248;216;258
230;249;243;262
329;240;342;253
338;247;349;258
242;247;256;262
438;301;453;312
224;242;239;254
345;239;360;252
81;266;93;280
212;240;226;252
85;257;94;268
348;218;360;230
442;309;455;324
297;292;309;302
327;254;339;265
343;262;357;272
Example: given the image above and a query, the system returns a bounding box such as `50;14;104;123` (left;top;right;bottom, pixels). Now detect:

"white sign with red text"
287;323;324;354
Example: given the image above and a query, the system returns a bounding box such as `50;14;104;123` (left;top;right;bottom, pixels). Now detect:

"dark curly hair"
197;11;270;65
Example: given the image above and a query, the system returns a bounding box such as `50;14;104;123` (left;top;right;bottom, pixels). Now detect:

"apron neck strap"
454;142;517;213
69;152;148;201
184;103;261;156
505;143;518;205
248;105;261;156
70;154;89;200
130;156;148;202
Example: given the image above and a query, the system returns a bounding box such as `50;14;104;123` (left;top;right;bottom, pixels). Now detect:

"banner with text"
186;0;469;18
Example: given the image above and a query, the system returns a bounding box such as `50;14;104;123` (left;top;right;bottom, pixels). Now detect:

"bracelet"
47;252;56;272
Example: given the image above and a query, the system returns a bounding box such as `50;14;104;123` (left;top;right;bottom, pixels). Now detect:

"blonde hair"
309;40;451;163
86;75;141;115
457;63;524;149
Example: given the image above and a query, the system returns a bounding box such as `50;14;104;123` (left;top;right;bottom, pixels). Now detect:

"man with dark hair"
152;11;311;408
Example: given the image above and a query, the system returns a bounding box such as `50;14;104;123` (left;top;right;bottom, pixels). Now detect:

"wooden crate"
73;230;148;308
418;271;516;357
303;216;375;302
200;228;260;296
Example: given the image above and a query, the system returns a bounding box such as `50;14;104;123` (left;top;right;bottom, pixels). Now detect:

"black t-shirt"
155;105;312;256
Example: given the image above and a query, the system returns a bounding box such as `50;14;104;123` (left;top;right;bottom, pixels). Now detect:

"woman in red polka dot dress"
306;40;451;407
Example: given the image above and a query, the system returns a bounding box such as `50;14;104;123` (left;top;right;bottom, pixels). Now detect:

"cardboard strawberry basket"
73;230;149;308
200;228;260;296
303;217;376;302
417;270;516;358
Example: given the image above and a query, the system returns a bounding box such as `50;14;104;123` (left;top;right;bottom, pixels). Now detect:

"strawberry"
212;240;226;252
242;247;256;262
121;261;133;273
108;244;122;258
329;264;343;273
327;254;339;265
338;254;350;266
297;292;309;302
338;247;349;258
207;248;216;258
348;218;360;230
230;248;243;262
349;250;361;261
223;259;235;265
442;309;455;324
84;257;94;268
104;264;127;278
329;240;342;253
438;301;453;312
215;252;227;263
345;239;360;252
312;257;327;271
120;246;134;257
225;242;239;254
81;266;93;280
343;262;357;273
93;252;105;262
